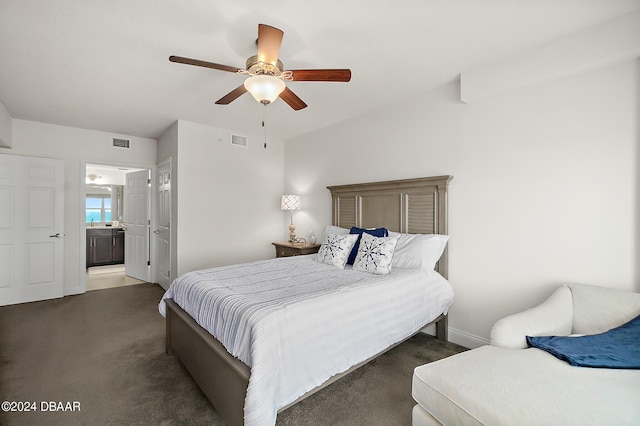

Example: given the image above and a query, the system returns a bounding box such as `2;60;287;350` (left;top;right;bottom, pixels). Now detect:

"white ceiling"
1;0;639;142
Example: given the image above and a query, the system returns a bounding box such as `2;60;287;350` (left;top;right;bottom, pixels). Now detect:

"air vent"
231;134;247;148
112;138;130;148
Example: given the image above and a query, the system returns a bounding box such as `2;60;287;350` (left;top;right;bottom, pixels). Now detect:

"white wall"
0;119;157;294
158;120;285;277
284;59;639;345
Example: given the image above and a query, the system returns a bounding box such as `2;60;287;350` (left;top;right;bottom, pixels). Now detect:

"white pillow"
353;233;400;275
322;225;349;241
391;233;449;272
316;233;358;269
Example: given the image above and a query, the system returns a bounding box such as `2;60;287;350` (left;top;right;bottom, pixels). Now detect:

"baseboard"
448;328;489;349
420;325;489;349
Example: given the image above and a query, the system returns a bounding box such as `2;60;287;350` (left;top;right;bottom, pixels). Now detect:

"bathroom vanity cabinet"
86;228;125;268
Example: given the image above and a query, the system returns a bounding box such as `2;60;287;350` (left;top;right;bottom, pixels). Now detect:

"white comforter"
158;255;454;426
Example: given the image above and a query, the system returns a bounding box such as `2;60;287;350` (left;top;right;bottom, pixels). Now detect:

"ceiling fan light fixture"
170;24;350;110
244;75;286;104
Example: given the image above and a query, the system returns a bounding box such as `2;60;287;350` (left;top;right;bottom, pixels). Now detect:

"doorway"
155;159;171;290
81;162;150;291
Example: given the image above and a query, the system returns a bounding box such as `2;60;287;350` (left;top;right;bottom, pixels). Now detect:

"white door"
155;160;171;290
0;154;64;306
124;169;150;282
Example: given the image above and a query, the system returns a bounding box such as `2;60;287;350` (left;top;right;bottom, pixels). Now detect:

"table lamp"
281;194;303;246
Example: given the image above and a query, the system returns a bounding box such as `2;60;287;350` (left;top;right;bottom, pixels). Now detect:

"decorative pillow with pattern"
316;233;359;269
352;233;400;275
346;227;389;265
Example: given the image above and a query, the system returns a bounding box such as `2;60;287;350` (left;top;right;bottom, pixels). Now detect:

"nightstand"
272;242;321;258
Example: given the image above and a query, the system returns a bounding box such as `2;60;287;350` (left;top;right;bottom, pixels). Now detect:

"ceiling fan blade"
215;85;248;105
289;69;352;82
257;24;284;67
169;55;241;73
279;87;307;111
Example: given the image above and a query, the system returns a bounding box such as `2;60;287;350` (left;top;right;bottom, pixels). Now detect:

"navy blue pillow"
347;227;389;265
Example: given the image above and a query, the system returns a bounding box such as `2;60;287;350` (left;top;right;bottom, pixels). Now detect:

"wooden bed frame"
165;175;453;426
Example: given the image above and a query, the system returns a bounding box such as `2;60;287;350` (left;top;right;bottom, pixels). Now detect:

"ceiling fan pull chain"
262;103;267;149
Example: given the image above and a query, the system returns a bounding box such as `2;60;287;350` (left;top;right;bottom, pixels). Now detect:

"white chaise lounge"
412;283;640;425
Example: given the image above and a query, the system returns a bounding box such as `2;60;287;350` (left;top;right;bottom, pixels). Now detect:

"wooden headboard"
327;175;453;277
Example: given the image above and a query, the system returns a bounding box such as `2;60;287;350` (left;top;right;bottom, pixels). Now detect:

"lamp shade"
281;194;301;211
244;75;286;104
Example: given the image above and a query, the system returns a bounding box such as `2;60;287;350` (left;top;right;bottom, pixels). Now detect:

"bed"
159;175;453;426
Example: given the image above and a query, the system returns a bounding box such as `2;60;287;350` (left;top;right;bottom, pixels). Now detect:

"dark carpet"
0;283;466;426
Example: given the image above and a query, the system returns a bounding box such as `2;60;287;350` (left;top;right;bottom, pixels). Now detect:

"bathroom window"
86;195;111;223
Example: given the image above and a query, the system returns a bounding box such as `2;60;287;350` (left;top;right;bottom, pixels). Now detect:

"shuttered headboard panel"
327;175;453;277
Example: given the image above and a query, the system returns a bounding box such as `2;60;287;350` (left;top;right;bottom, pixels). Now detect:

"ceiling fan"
169;24;351;111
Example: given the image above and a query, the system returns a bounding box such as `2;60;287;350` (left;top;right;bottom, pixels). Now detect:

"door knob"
154;230;160;234
49;233;62;238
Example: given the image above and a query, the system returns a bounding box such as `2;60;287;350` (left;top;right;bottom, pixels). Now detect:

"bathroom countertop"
86;226;124;230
